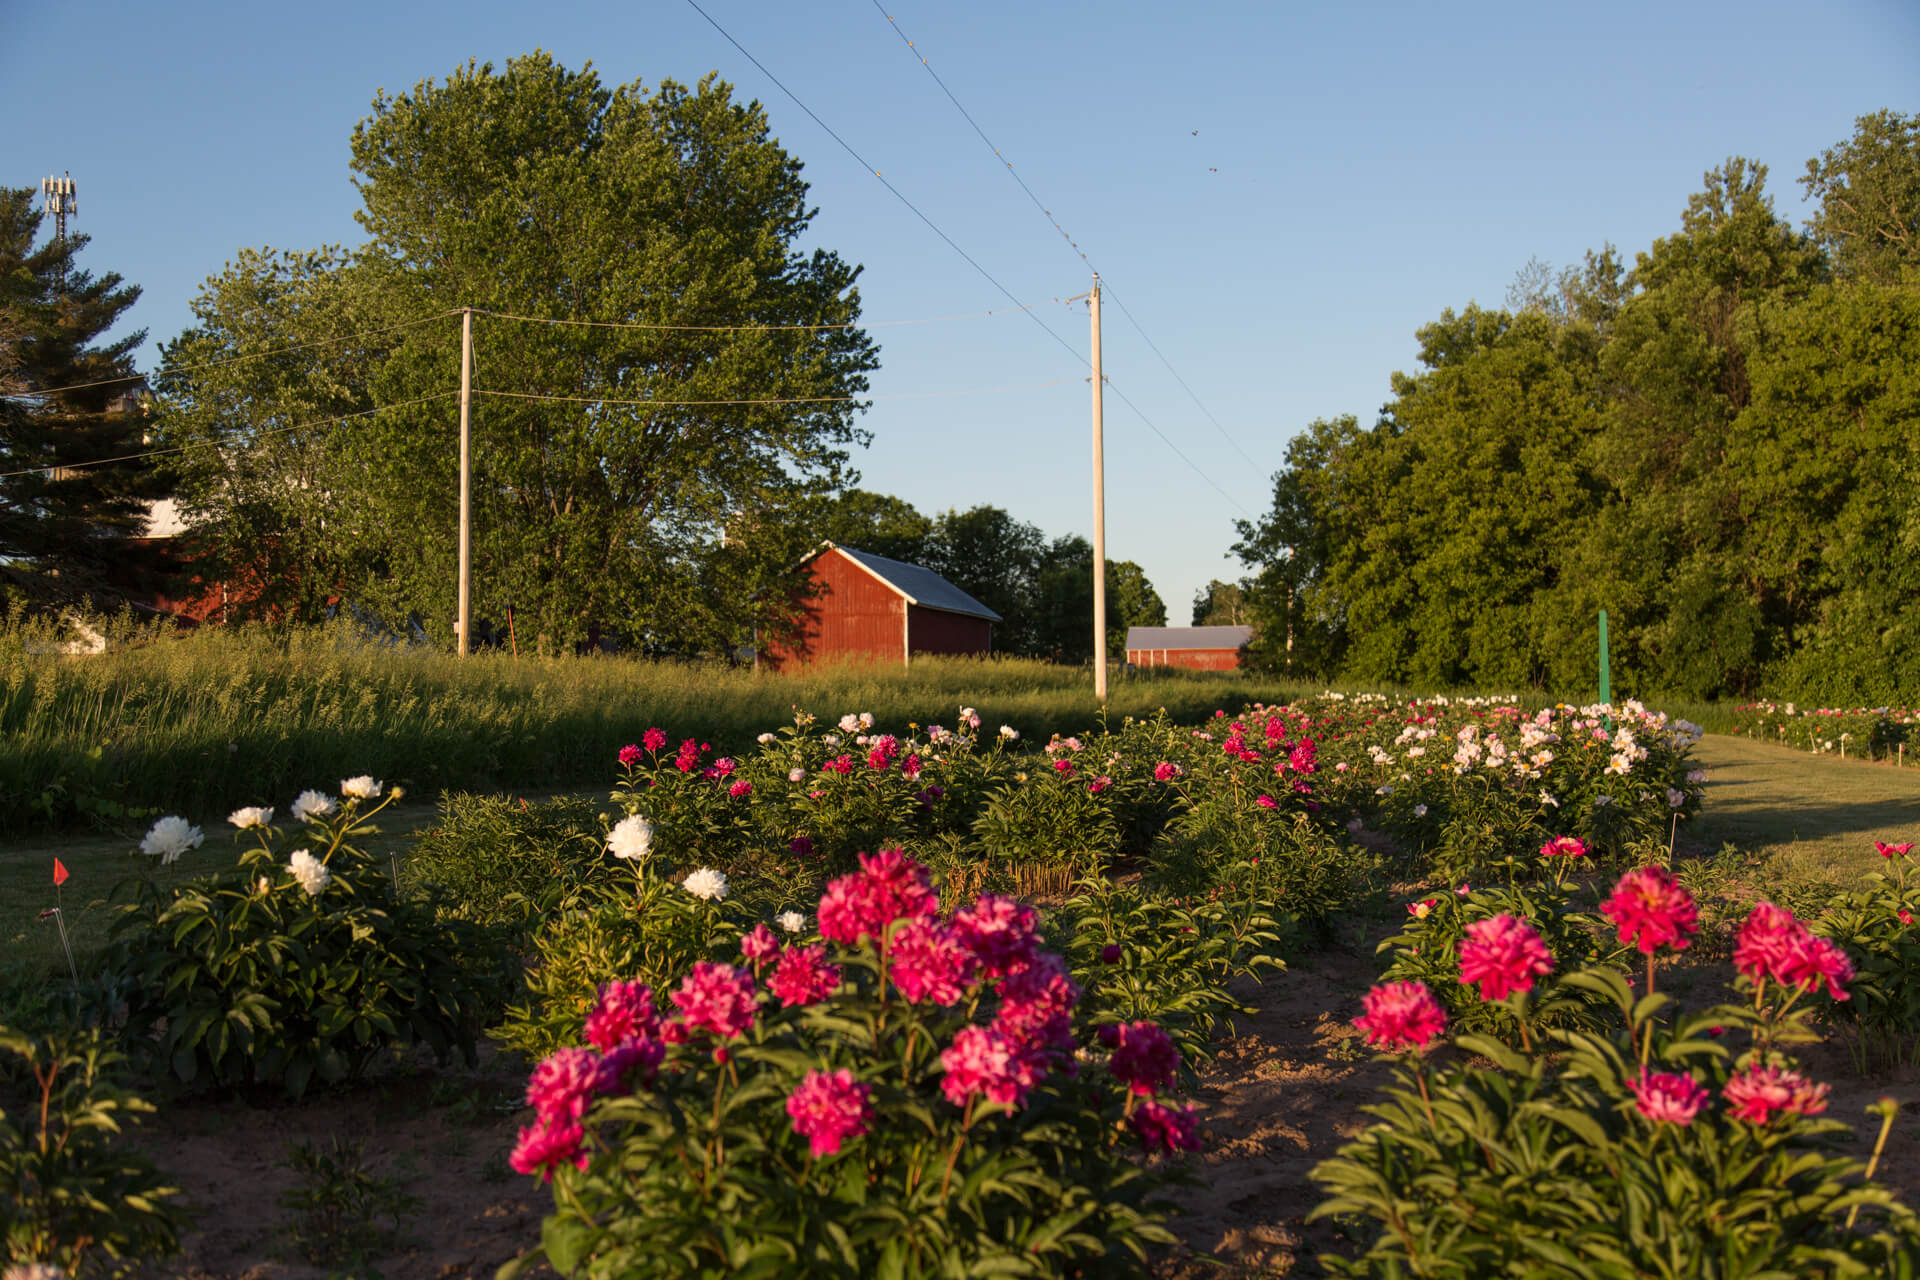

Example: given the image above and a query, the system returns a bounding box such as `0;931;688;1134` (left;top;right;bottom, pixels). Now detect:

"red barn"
760;542;1000;670
1125;625;1252;671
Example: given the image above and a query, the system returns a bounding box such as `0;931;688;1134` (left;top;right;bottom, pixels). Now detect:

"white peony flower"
1413;804;1428;817
757;732;776;745
340;776;382;800
1539;790;1560;808
140;816;204;864
227;806;274;831
839;714;861;733
999;725;1019;740
291;790;336;822
255;876;272;896
858;712;874;729
787;767;806;783
287;849;331;896
607;814;655;860
683;867;729;901
777;910;807;934
823;734;840;746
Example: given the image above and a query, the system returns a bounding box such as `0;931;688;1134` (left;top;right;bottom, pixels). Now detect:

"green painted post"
1598;609;1611;706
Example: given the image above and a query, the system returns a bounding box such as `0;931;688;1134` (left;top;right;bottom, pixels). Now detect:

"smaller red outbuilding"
1124;625;1252;671
759;542;1001;671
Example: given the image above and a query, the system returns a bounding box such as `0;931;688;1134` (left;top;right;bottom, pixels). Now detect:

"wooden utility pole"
457;308;473;656
1090;275;1107;701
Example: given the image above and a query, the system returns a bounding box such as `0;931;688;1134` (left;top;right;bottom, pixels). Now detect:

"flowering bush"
501;851;1196;1279
1814;842;1920;1071
0;1026;183;1276
106;789;495;1096
1314;874;1920;1276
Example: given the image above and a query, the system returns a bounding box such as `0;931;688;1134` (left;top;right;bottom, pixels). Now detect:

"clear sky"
3;0;1915;622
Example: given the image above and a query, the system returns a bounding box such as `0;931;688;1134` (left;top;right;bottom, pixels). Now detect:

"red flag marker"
53;857;69;887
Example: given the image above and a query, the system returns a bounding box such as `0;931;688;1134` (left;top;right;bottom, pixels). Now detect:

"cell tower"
39;172;77;292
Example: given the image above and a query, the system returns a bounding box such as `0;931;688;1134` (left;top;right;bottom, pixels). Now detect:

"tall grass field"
1;615;1329;834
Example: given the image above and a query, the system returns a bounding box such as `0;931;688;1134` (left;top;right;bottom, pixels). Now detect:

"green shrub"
406;792;607;933
1;1026;184;1277
1815;843;1920;1072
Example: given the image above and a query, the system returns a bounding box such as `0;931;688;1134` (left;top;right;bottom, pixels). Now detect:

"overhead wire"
470;301;1051;332
472;377;1073;409
869;2;1265;477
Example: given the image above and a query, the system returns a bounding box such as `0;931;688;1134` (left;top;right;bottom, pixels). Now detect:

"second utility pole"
457;307;473;657
1090;275;1107;701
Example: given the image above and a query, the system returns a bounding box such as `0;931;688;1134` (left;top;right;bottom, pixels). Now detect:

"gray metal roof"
1124;625;1252;650
826;543;1003;622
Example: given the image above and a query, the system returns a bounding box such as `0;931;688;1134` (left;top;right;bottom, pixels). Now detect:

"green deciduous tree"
155;54;879;653
0;187;165;607
1801;109;1920;287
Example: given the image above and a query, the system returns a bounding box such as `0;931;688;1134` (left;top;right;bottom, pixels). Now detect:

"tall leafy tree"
1801;109;1920;287
156;56;879;652
1190;579;1248;626
0;188;163;607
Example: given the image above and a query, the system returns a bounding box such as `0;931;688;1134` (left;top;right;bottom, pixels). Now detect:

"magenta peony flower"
901;753;923;779
1153;761;1184;782
1131;1098;1204;1153
642;727;667;752
618;744;643;768
951;893;1041;979
1630;1070;1708;1125
1100;943;1124;964
768;944;841;1008
1723;1064;1830;1124
526;1047;615;1123
785;1068;874;1158
1052;757;1076;775
995;952;1081;1056
1539;836;1588;858
1256;794;1278;808
816;848;939;946
1106;1021;1181;1096
788;835;815;858
740;923;780;964
600;1036;665;1088
670;962;759;1039
939;1025;1030;1109
1734;902;1808;985
583;980;659;1054
1779;935;1854;1001
509;1117;587;1181
889;919;979;1005
728;780;753;799
822;754;855;775
1601;866;1699;955
1875;841;1914;859
1353;981;1448;1051
1458;915;1554;1002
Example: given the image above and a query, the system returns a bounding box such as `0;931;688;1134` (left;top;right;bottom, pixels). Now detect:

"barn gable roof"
821;543;1003;623
1125;625;1252;650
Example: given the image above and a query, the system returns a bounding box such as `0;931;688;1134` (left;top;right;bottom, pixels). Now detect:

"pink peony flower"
940;1025;1032;1109
1089;775;1112;793
1630;1070;1708;1125
822;754;855;775
583;980;659;1054
951;893;1041;979
527;1047;614;1124
1256;794;1278;808
995;952;1081;1056
889;919;979;1005
816;848;939;946
786;1069;874;1159
1407;898;1439;920
1875;841;1914;859
1458;915;1554;1002
1901;909;1914;926
1723;1065;1830;1124
788;835;815;858
1105;1021;1181;1095
670;962;759;1039
1153;761;1184;782
740;923;780;965
642;727;667;752
1354;981;1448;1051
768;944;841;1008
901;753;922;779
1735;902;1808;985
1779;935;1854;1001
1052;757;1076;775
728;780;753;799
1539;836;1588;859
509;1117;587;1181
618;744;643;768
600;1036;665;1088
713;757;736;777
1131;1098;1204;1153
1601;866;1699;955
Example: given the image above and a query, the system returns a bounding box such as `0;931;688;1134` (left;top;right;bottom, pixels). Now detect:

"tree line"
1231;110;1920;705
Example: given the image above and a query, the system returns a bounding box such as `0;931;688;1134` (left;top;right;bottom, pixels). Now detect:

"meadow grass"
0;615;1325;837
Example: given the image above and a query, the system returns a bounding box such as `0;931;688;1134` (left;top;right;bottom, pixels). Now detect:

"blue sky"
3;0;1915;621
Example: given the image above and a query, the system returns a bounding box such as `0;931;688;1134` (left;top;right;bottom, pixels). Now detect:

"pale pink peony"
1104;1020;1181;1096
1629;1070;1708;1125
1601;866;1698;955
670;962;759;1039
1723;1065;1830;1124
1131;1098;1204;1153
889;919;979;1005
785;1068;874;1158
816;848;939;946
951;893;1041;978
768;944;841;1008
583;980;659;1054
1353;981;1448;1051
1458;915;1554;1002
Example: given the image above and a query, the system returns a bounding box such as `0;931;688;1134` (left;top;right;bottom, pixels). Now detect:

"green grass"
0;616;1325;836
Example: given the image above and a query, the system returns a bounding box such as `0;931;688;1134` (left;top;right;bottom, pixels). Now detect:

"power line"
868;3;1265;474
471;301;1050;332
472;378;1073;410
0;393;458;479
